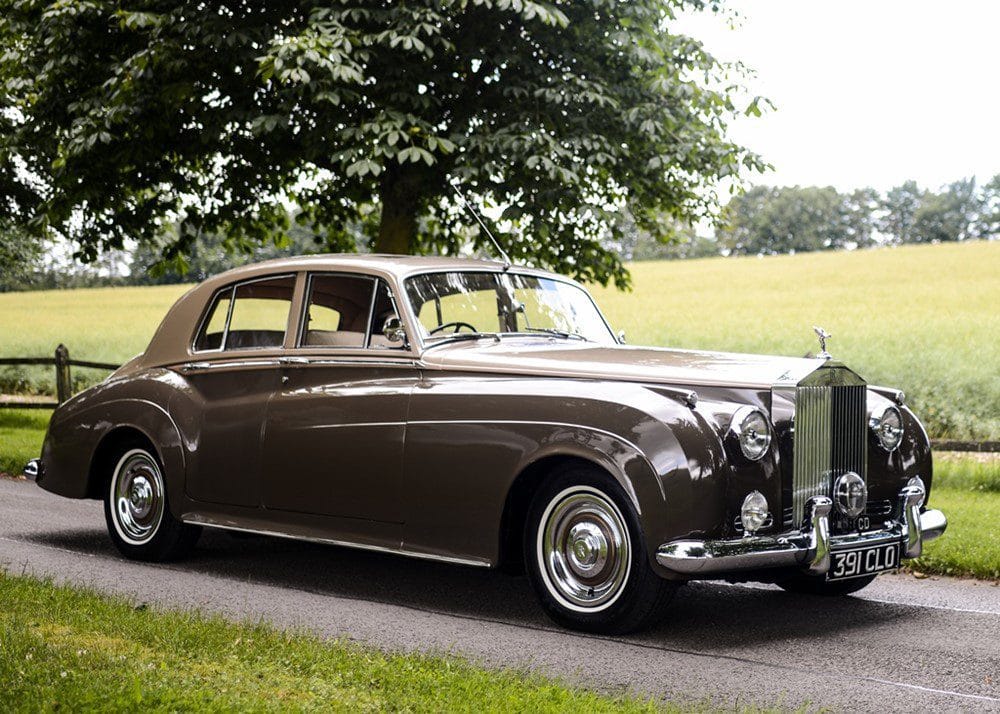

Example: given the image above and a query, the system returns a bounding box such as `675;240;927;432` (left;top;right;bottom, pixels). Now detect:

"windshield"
404;271;616;344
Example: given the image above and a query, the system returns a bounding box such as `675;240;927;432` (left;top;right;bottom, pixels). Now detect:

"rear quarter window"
193;275;296;351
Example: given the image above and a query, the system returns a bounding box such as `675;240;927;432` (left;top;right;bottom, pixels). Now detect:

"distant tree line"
623;175;999;261
717;175;999;257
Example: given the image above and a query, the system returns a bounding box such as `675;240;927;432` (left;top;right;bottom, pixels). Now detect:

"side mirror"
383;315;407;344
617;330;627;345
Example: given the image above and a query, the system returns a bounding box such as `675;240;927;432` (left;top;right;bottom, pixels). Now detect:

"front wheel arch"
499;455;613;573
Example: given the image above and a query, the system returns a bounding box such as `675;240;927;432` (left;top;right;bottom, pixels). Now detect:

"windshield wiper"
421;332;502;351
517;327;590;341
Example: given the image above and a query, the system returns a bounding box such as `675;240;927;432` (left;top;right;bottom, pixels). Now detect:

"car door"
179;273;297;508
260;273;417;525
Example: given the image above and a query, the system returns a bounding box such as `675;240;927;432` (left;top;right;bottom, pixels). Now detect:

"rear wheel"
777;573;877;596
524;466;677;634
103;446;200;561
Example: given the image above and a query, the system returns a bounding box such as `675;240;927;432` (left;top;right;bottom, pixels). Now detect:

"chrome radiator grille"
791;381;867;526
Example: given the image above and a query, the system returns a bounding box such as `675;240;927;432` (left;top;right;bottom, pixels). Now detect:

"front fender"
402;374;737;570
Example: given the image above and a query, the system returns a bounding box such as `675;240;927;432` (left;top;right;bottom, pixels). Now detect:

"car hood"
419;339;826;389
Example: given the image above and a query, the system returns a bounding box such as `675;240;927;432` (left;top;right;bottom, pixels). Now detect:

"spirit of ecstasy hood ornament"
813;326;832;360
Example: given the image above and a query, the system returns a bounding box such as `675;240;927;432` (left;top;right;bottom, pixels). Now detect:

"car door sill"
182;515;492;569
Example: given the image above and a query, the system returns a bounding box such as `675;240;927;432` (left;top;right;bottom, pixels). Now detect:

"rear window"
194;275;295;351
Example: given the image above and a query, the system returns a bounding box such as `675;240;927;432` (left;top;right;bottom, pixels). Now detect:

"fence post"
55;344;71;404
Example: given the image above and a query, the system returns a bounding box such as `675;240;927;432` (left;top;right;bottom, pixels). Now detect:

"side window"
194;290;231;351
299;274;376;348
224;275;295;350
368;280;404;349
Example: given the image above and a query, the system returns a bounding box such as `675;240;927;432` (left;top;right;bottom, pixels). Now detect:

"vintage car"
26;254;946;633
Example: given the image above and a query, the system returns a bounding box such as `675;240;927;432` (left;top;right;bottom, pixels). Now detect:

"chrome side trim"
283;358;420;368
179;359;283;372
181;516;492;568
178;357;420;372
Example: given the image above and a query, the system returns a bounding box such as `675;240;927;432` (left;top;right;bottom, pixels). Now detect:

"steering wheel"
429;321;479;335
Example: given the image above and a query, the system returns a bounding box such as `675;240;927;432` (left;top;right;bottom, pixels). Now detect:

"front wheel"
524;467;678;634
104;446;200;561
777;573;877;596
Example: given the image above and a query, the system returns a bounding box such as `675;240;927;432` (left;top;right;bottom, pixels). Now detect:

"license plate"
828;542;901;581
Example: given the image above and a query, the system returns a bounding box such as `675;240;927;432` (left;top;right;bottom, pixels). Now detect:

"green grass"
1;242;997;439
0;573;674;713
0;408;49;475
912;455;1000;579
593;241;1000;441
913;488;1000;580
933;453;1000;492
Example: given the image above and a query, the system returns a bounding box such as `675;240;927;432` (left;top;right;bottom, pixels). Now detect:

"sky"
674;0;1000;193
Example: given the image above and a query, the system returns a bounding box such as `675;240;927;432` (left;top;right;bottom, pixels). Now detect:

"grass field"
1;241;998;439
592;241;999;441
0;573;673;713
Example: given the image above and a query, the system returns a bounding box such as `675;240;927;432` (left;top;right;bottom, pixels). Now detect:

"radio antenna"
450;181;512;270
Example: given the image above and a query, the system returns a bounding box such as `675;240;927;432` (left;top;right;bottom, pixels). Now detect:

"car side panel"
401;372;730;570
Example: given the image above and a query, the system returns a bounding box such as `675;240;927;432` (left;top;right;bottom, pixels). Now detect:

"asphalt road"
1;477;998;712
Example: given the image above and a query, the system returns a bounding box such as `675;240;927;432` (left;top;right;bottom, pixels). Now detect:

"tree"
879;181;924;244
717;185;849;255
843;187;880;248
0;1;765;289
974;174;1000;239
910;178;981;243
130;213;344;284
0;222;43;291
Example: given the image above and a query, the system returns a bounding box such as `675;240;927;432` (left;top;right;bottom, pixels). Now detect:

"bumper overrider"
657;480;947;576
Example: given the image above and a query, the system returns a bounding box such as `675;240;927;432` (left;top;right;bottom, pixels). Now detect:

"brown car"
25;254;947;633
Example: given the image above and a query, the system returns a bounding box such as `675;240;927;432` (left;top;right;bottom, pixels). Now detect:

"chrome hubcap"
540;488;630;610
113;452;164;543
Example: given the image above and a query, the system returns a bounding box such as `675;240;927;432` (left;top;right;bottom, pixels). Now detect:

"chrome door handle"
180;361;211;372
278;356;310;366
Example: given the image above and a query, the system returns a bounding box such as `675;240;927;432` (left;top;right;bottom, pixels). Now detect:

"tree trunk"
374;165;422;254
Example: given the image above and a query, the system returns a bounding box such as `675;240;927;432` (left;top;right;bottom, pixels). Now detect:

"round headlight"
730;407;772;461
740;490;770;534
871;405;904;451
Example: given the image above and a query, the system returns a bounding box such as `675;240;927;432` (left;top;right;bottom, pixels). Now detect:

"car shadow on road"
26;526;928;649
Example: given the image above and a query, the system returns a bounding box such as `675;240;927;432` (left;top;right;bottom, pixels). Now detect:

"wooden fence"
0;346;997;452
0;344;120;409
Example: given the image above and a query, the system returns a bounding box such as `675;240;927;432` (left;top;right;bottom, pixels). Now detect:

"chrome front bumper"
657;482;947;576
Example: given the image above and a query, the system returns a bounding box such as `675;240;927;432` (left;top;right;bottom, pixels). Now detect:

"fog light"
833;471;867;518
741;491;769;534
